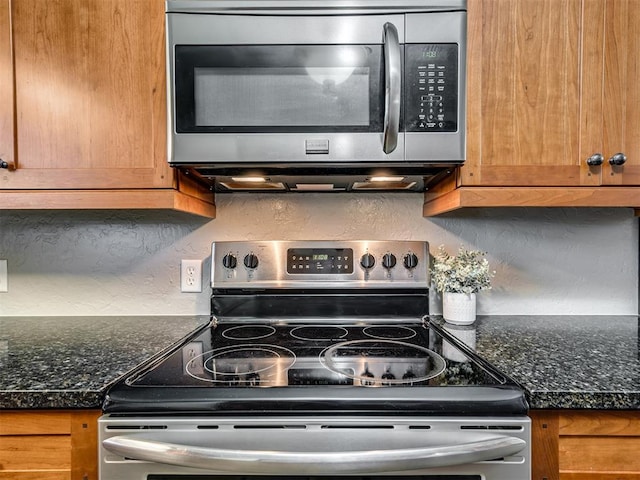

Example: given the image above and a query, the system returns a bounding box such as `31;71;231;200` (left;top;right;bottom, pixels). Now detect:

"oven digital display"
287;248;354;274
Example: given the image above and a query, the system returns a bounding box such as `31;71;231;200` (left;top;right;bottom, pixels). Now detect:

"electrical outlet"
182;341;204;374
0;260;7;292
181;259;202;292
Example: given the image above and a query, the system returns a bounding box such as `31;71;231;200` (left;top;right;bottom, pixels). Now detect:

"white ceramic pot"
442;291;477;325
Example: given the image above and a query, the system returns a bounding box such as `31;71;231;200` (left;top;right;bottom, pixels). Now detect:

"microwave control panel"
404;44;459;132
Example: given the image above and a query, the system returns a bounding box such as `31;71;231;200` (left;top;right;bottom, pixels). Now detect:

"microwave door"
168;14;406;164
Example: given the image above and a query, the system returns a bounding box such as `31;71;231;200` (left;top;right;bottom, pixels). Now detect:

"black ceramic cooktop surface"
103;320;528;415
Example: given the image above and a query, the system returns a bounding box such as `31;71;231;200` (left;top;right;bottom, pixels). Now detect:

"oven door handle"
103;434;526;473
382;21;401;154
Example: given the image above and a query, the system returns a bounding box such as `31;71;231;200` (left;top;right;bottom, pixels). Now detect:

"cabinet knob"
609;153;627;166
0;158;11;169
586;153;604;166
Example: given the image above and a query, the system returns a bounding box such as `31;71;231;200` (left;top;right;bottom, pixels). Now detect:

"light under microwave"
166;1;467;192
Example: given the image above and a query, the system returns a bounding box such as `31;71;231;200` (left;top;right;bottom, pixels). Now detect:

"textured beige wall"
0;194;637;316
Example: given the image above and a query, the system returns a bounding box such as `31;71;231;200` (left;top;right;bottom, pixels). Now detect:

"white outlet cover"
181;259;202;292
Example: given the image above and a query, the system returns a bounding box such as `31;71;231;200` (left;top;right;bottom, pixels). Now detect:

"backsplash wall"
0;195;637;316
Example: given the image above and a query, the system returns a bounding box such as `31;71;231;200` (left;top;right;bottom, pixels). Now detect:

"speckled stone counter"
2;315;638;410
0;316;209;409
433;315;640;410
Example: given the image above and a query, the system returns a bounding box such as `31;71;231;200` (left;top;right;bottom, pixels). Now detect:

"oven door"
100;415;530;479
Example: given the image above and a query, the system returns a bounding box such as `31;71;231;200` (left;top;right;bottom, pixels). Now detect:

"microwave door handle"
103;434;526;474
382;22;401;154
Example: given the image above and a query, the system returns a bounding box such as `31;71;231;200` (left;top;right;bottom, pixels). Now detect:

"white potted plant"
430;245;494;325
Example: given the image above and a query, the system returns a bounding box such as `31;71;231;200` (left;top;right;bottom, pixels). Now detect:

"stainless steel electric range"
99;241;530;479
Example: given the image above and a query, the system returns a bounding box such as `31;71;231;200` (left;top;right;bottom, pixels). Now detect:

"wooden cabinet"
0;0;13;173
0;0;215;217
599;0;640;185
463;0;585;188
531;410;640;480
0;410;101;480
424;0;640;215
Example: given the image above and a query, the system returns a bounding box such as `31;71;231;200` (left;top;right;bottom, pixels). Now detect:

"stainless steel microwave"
166;1;467;192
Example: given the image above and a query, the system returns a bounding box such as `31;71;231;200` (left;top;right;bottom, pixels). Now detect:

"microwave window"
194;66;370;127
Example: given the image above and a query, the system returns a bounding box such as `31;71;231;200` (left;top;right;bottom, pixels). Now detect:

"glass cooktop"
103;319;528;416
127;321;499;388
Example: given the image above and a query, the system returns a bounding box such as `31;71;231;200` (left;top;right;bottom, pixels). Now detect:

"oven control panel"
287;248;354;275
212;240;429;288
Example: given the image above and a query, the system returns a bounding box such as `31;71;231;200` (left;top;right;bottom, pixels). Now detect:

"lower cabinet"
4;409;639;479
0;410;101;480
531;409;640;479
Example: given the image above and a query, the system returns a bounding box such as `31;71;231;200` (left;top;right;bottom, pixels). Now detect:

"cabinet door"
0;0;14;172
463;0;595;187
0;0;172;190
601;0;640;185
559;411;640;477
0;410;100;480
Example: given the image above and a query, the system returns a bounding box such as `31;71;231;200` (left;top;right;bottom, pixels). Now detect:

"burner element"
185;344;296;386
320;340;446;386
222;325;276;340
290;326;349;341
363;325;417;340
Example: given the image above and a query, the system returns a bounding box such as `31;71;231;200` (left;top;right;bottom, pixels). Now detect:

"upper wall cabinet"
598;0;640;186
424;0;640;214
464;0;584;187
0;0;13;173
0;0;214;216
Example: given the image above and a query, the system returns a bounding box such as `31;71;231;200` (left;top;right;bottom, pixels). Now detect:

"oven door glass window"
174;45;385;133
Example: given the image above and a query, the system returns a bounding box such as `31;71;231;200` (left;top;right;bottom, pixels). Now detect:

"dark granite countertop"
1;315;638;410
432;315;640;410
0;316;209;409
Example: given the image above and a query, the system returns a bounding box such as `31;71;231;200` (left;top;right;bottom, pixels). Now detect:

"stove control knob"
360;252;376;270
382;253;397;270
244;253;259;269
222;253;237;269
403;253;419;270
